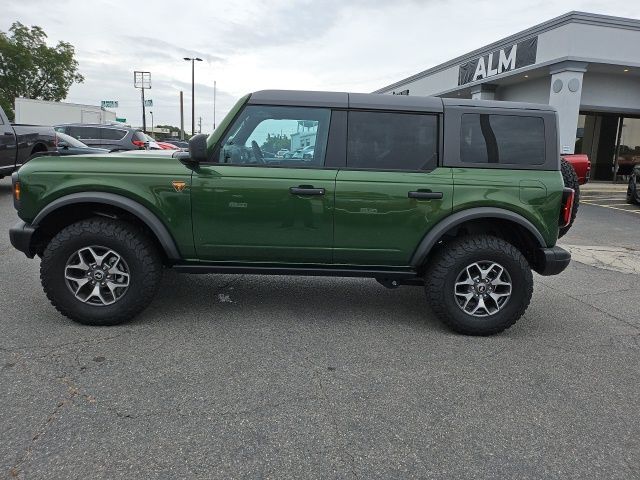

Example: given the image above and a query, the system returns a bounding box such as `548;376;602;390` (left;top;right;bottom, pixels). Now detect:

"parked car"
161;139;189;149
0;105;56;178
627;164;640;205
562;154;590;184
54;124;149;152
10;90;573;335
276;149;289;158
56;132;110;156
156;141;180;150
141;134;162;150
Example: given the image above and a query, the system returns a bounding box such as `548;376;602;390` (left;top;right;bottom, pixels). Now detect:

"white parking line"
581;201;640;214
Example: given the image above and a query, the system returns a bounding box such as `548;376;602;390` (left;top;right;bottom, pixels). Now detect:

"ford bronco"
9;91;574;335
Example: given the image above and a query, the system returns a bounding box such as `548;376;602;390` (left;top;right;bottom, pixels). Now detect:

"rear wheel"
41;218;162;326
559;158;580;238
424;235;533;335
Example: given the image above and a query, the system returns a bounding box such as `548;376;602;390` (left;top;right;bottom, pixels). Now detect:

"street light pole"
150;111;154;136
184;57;203;136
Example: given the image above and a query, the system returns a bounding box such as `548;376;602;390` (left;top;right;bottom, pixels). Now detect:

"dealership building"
375;11;640;181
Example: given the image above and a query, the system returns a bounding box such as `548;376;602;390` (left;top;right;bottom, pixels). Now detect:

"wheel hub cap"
454;261;512;317
64;246;130;306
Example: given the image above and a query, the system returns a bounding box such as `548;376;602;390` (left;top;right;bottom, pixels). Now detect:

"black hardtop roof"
248;90;556;113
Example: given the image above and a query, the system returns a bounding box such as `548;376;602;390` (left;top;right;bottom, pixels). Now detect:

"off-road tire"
559;158;580;238
41;217;162;326
424;235;533;336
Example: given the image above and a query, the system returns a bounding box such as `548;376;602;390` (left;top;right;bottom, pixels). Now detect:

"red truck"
562;154;590;185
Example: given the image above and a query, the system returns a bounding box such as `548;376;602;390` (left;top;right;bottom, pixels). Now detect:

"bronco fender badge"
172;181;187;192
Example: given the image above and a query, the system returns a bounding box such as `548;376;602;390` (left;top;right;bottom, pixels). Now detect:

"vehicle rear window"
460;114;545;165
68;126;101;140
132;131;147;142
347;111;438;171
101;128;127;140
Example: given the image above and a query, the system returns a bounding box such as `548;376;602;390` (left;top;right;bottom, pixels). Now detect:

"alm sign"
458;37;538;86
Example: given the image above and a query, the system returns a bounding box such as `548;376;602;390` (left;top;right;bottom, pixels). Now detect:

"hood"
19;148;191;177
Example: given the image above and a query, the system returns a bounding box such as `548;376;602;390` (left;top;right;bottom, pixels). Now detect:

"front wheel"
41;218;162;326
424;235;533;335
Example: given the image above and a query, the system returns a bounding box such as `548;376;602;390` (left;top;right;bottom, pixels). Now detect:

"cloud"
2;0;640;133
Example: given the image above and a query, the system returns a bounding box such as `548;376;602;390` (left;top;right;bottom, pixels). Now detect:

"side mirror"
58;141;68;149
188;134;209;163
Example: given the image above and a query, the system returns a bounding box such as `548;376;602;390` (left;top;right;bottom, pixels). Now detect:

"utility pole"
213;80;217;130
134;71;151;133
179;90;184;140
198;116;202;134
183;57;202;135
150;111;154;136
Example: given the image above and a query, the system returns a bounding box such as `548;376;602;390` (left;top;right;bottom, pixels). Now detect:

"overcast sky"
3;0;639;133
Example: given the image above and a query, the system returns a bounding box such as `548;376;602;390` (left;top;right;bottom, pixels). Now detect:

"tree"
261;133;290;153
0;22;84;121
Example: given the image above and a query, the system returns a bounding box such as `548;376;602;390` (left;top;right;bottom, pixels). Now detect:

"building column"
470;84;497;100
548;61;587;155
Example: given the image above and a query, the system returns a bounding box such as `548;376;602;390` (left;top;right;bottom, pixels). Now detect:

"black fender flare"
32;192;181;260
410;207;547;267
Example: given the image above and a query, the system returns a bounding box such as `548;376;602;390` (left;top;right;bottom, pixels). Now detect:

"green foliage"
0;22;84;121
261;133;290;153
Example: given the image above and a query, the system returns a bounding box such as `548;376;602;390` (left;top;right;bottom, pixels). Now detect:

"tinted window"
68;126;101;140
460;114;545;165
133;131;147;142
347;111;438;170
101;128;127;140
218;106;331;167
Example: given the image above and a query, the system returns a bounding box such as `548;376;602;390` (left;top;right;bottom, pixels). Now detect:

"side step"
172;263;419;281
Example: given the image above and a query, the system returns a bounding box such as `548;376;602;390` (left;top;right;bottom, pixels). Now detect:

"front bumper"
9;220;36;258
534;246;571;276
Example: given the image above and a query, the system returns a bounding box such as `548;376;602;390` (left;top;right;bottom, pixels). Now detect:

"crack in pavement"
538;280;640;332
8;376;96;479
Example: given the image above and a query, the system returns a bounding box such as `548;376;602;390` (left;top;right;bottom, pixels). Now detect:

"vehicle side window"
101;129;127;141
68;126;101;140
460;114;545;165
217;106;331;168
347;111;438;171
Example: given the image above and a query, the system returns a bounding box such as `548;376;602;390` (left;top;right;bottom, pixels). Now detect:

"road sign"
116;117;126;123
134;71;151;89
144;99;153;107
101;100;118;108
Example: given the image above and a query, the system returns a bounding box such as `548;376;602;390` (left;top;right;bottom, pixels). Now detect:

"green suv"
9;91;573;335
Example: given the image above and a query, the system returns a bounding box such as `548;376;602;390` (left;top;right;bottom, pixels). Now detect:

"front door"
192;105;337;263
334;110;453;266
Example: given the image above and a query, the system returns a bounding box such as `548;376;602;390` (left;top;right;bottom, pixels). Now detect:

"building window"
460;114;545;165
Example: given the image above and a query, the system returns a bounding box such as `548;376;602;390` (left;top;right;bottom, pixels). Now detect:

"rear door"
334;110;453;266
191;105;340;263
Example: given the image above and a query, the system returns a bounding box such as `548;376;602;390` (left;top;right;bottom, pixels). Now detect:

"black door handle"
408;191;443;200
289;186;325;196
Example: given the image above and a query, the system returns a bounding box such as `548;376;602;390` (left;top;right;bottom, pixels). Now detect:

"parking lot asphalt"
1;176;639;479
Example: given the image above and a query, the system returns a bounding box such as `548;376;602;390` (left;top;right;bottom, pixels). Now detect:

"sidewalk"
581;181;628;194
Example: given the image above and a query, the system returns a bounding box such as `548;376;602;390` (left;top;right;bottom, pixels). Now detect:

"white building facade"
375;11;640;180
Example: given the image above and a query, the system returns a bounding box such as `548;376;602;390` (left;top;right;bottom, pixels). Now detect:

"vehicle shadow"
142;270;445;331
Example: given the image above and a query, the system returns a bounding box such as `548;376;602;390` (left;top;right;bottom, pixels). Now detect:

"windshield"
57;132;88;148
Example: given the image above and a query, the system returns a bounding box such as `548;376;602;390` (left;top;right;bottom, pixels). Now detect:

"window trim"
343;109;441;173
